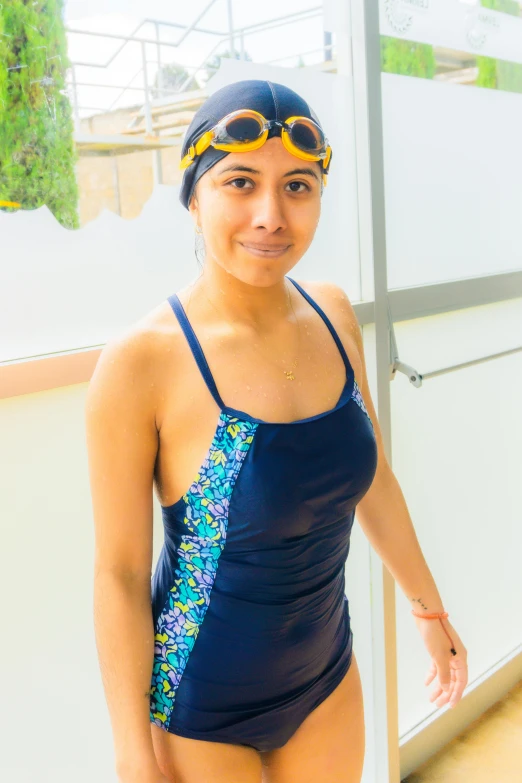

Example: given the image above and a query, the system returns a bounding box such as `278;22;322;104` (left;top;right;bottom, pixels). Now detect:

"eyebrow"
217;163;320;182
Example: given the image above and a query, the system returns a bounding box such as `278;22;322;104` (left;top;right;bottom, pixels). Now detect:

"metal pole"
350;0;400;780
155;21;163;97
141;41;163;185
141;41;153;134
227;0;235;57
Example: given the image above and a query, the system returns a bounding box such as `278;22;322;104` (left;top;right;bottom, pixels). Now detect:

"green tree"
476;54;522;93
0;0;78;228
477;0;522;93
153;62;200;97
380;36;437;79
481;0;521;17
476;55;498;88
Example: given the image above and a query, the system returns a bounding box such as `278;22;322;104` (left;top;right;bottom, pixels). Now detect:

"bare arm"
310;281;468;708
85;328;164;780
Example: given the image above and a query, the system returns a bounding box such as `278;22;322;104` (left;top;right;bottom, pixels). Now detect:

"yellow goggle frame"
180;109;332;186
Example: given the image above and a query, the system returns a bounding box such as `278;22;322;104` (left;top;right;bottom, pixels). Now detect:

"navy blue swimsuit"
149;277;378;752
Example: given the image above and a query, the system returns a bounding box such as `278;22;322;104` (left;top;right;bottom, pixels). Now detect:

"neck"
190;261;294;330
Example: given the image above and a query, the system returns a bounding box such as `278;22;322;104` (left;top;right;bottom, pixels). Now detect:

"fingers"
448;661;469;708
426;656;468;709
437;658;452;693
424;660;437;686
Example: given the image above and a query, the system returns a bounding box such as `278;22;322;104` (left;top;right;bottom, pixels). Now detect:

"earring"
195;225;202;234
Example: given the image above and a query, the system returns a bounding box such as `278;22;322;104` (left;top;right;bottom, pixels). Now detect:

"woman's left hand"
413;614;468;709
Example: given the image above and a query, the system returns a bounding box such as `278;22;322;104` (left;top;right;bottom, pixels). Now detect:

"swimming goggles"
180;108;333;186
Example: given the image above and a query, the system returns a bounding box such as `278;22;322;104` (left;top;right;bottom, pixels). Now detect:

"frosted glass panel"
381;72;522;287
379;0;522;64
390;297;522;736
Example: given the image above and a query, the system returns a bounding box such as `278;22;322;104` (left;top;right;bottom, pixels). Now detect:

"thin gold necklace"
188;278;301;380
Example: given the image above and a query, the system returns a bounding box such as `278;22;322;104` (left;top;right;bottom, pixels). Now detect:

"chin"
228;262;300;288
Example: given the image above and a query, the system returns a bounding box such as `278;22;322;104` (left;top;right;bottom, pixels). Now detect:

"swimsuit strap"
286;277;353;377
167;292;226;410
168;278;352;409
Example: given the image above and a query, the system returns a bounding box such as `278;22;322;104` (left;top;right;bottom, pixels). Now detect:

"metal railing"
388;294;522;387
65;4;327;128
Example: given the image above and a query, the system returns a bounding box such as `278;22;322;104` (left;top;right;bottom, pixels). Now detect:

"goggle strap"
180;129;214;169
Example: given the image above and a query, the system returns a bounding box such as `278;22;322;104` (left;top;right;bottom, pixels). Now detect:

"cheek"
205;197;244;240
291;201;321;237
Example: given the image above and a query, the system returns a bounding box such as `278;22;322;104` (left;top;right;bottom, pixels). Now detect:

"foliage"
380;36;437;79
480;0;521;17
153;62;200;97
478;0;522;93
380;31;522;96
477;54;522;93
0;0;78;228
496;59;522;92
476;55;498;88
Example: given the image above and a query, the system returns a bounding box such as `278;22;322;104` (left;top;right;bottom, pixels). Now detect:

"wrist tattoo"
411;597;428;611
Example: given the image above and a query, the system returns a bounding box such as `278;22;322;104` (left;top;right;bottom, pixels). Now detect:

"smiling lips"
240;241;290;255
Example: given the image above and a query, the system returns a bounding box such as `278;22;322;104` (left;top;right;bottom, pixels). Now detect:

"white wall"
388;297;522;737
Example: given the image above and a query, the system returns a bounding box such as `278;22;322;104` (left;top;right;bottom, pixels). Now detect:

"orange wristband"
411;609;457;656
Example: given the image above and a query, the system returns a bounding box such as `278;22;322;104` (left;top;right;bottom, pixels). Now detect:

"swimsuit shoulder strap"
167;292;225;410
286;277;353;378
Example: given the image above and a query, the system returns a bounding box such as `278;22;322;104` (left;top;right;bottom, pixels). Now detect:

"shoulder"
85;297;187;432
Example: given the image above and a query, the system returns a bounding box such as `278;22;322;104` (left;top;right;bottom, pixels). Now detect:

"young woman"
86;79;468;783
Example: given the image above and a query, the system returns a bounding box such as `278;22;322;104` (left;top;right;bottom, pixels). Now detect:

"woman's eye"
228;178;254;189
226;178;310;192
287;181;310;193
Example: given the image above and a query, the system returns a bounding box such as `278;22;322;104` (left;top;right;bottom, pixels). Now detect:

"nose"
250;186;288;234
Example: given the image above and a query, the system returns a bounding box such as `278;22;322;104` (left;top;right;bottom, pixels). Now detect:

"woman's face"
188;136;323;287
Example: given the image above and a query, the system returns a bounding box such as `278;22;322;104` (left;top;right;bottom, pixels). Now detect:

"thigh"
151;724;263;783
261;651;365;783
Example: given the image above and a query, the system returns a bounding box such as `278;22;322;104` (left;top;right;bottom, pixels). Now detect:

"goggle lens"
216;111;325;155
224;115;264;142
288;118;325;154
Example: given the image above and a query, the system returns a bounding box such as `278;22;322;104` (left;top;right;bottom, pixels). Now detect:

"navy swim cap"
179;78;331;211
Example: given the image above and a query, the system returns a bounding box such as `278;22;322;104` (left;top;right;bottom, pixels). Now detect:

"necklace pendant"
284;370;295;380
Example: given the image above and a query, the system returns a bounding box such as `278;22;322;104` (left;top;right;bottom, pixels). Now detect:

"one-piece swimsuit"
149;276;378;752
